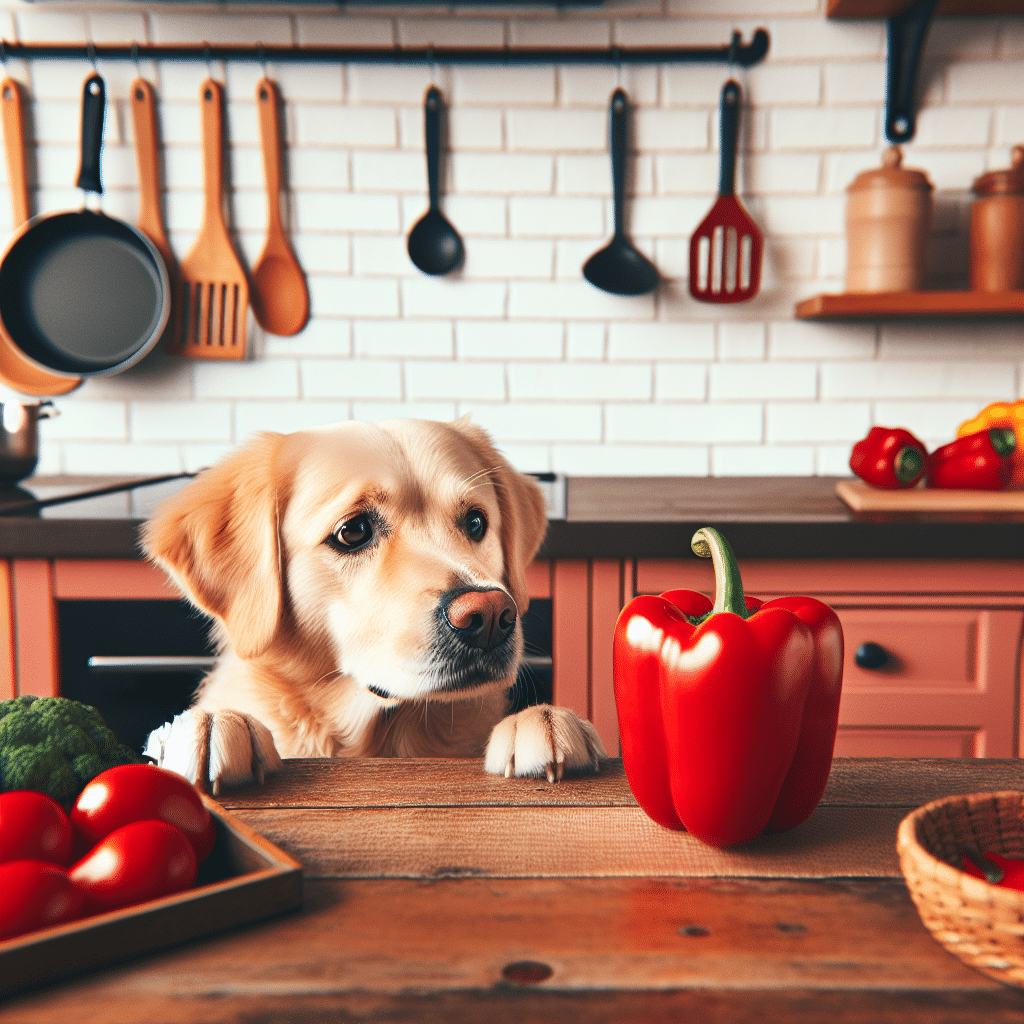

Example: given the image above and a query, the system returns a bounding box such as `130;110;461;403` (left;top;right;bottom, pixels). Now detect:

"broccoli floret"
0;696;145;808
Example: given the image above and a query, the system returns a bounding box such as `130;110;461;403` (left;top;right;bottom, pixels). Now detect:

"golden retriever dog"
142;417;606;793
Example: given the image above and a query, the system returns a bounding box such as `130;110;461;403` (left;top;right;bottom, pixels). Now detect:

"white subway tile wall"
0;2;1020;477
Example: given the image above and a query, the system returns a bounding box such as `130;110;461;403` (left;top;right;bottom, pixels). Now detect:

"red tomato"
0;860;84;939
70;819;197;913
0;791;73;866
71;764;215;862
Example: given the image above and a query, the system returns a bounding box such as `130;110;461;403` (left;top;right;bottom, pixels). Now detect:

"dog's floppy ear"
450;417;547;614
143;432;286;659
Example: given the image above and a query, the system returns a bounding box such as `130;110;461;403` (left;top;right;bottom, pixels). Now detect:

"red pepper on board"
612;527;844;848
849;426;928;489
926;427;1016;490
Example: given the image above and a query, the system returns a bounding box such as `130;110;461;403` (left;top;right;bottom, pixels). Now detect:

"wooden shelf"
828;1;1024;15
795;290;1024;319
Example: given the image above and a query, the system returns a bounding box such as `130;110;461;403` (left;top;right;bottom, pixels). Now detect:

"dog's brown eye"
464;509;487;542
332;514;374;551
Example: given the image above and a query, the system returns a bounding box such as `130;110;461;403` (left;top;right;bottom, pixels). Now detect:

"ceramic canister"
845;146;934;293
970;145;1024;293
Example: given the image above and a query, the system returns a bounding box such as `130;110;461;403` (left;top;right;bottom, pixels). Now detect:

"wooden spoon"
0;76;81;396
251;77;308;336
172;78;248;358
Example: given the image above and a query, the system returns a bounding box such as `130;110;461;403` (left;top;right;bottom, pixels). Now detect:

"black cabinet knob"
855;642;890;670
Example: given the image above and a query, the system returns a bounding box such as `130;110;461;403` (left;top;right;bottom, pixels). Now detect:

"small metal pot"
1;400;58;483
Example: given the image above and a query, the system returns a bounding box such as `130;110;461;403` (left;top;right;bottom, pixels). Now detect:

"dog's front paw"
144;708;283;795
484;704;607;783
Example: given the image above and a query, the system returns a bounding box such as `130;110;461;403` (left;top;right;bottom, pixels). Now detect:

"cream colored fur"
143;417;605;792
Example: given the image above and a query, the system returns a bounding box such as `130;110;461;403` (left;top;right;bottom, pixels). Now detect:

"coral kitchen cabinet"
549;559;1024;760
4;555;1023;760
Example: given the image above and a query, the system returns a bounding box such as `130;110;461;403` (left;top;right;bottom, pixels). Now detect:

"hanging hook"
203;41;214;79
87;38;97;71
258;40;268;77
130;40;141;76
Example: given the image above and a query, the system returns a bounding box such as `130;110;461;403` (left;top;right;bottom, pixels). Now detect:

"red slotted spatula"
689;79;762;303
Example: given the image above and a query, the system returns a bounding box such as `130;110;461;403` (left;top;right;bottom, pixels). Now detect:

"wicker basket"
897;791;1024;987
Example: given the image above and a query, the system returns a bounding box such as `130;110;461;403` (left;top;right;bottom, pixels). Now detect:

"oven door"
58;595;553;754
58;598;217;754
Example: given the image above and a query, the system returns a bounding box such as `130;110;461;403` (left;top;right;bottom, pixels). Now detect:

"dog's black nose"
443;588;516;650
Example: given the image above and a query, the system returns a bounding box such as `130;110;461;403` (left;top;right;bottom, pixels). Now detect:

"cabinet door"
834;606;1023;757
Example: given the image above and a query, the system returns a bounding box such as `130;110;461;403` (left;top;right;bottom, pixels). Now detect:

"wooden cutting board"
836;478;1024;512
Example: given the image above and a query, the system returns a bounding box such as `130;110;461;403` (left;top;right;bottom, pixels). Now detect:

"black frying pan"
0;72;169;377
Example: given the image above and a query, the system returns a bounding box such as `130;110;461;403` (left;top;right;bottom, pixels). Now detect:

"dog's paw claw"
484;705;607;782
144;708;282;792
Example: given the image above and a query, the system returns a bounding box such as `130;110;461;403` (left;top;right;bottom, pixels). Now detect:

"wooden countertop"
2;475;1022;560
6;757;1024;1022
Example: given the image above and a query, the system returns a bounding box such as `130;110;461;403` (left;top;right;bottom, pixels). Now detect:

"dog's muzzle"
419;585;520;695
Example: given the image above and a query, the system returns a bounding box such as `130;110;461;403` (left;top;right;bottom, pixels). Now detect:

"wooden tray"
836;478;1024;512
0;794;303;998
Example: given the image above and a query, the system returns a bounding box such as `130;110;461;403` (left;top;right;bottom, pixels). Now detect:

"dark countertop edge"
538;519;1024;561
2;516;1022;561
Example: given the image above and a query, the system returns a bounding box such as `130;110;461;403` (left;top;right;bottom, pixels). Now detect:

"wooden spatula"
130;79;176;285
130;77;178;341
689;80;763;304
172;78;248;358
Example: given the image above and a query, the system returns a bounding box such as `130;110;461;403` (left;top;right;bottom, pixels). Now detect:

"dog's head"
143;417;547;703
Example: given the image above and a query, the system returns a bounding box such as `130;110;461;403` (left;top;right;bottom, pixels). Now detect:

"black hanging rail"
0;28;769;67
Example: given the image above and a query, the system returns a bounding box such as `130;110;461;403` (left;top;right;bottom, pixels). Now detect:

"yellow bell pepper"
958;401;1024;487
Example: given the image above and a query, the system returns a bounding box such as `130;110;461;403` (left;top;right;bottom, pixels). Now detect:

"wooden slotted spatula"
689;79;763;303
172;78;248;358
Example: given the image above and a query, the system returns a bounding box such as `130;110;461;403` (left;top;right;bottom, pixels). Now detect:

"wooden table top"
6;757;1024;1023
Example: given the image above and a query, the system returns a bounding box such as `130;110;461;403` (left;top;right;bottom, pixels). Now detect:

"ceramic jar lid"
847;145;933;194
972;145;1024;196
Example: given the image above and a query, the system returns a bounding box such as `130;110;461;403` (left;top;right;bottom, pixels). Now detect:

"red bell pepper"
612;527;844;848
849;426;928;489
926;427;1016;490
962;849;1024;892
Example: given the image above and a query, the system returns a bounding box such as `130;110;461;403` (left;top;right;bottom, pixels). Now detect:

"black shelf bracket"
0;28;769;67
885;0;939;143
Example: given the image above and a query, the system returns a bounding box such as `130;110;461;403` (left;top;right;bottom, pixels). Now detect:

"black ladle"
407;85;464;276
583;88;658;296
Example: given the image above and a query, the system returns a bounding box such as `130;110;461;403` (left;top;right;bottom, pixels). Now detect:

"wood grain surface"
5;758;1024;1024
213;758;1024;882
836;479;1024;513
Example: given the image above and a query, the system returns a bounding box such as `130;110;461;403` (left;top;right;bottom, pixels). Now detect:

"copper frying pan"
0;77;81;396
0;72;169;378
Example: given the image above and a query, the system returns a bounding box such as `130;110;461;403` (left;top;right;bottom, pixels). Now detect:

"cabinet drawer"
838;607;1016;691
834;728;980;759
834;606;1022;757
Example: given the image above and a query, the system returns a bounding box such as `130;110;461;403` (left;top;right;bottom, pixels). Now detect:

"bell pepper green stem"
963;846;1005;884
989;427;1016;459
894;444;925;483
691;527;751;618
